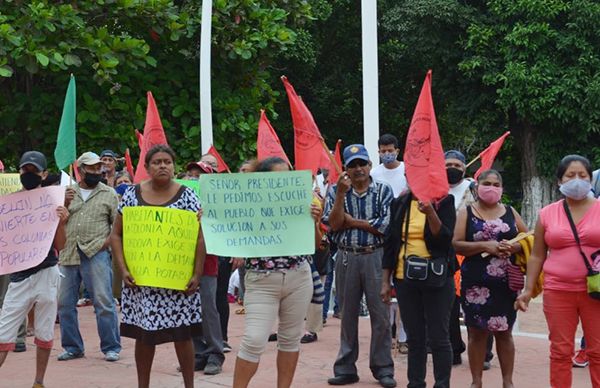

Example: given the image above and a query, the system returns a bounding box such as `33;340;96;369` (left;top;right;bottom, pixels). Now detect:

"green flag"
54;75;76;170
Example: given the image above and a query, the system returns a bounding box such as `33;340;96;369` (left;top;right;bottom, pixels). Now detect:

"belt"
338;243;383;255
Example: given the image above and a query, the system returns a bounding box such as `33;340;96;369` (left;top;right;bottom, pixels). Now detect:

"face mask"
380;152;397;165
83;172;103;187
20;172;42;190
115;183;130;197
478;185;502;204
446;168;464;185
559;178;592;200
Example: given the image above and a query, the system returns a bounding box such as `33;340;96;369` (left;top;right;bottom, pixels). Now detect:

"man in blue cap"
322;144;396;387
100;150;118;188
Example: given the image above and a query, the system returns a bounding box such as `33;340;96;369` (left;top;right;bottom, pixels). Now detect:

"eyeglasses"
346;159;369;169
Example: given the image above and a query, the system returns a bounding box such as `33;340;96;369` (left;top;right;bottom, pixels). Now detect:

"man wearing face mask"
57;152;121;362
371;134;407;198
0;151;69;388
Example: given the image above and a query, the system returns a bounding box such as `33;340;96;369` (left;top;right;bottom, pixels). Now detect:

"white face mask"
559;178;592;200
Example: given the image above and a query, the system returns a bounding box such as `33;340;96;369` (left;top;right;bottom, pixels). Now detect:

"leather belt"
338;243;383;255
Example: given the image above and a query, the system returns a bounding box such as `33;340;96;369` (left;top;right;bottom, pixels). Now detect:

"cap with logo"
19;151;47;171
78;152;102;166
343;144;370;167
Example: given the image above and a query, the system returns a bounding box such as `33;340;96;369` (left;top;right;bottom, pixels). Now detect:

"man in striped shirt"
323;144;396;388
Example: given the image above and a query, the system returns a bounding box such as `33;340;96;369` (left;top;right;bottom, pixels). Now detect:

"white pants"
238;262;312;362
0;266;60;351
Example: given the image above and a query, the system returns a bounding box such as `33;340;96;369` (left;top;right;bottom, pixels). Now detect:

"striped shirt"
322;179;393;247
60;183;119;266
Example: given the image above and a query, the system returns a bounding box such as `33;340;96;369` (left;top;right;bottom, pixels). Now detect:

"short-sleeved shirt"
540;199;600;291
371;162;407;198
322;179;393;247
60;183;119;266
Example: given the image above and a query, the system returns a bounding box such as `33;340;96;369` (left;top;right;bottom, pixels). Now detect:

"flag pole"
200;0;214;154
465;154;481;169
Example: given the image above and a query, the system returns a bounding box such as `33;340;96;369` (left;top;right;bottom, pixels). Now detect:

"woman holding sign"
111;145;205;388
230;157;322;388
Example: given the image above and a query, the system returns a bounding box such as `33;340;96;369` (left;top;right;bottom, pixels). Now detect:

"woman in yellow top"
381;192;456;388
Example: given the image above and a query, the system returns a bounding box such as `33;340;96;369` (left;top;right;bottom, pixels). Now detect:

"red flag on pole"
0;159;4;172
257;110;291;165
403;70;448;203
124;148;135;179
135;129;143;151
207;145;231;173
281;76;327;174
474;131;511;180
134;92;169;183
327;140;343;183
72;161;81;182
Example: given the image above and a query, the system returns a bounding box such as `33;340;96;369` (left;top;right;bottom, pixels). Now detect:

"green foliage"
0;0;327;171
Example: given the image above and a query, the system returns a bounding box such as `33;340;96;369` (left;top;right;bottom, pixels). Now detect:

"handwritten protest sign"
175;179;199;196
123;206;199;290
198;171;315;257
0;174;22;195
0;186;65;275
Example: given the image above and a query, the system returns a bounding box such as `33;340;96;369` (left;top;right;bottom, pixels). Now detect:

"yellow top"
396;200;431;279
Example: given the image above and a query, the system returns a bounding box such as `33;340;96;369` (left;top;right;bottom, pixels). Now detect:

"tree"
460;0;600;225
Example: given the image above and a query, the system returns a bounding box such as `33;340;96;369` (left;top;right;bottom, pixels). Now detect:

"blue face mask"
115;183;131;197
380;152;397;165
559;178;592;200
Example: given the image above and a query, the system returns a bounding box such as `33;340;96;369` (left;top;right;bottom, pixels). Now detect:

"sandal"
235;307;245;315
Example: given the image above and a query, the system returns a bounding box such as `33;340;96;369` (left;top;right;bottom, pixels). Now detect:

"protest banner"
0;186;65;275
123;206;199;290
198;170;315;257
175;179;200;196
0;174;22;195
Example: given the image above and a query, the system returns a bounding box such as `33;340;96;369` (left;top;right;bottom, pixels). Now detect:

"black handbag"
401;201;448;288
563;201;600;300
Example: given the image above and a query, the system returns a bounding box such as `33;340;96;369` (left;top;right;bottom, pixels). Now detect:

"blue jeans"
58;248;121;355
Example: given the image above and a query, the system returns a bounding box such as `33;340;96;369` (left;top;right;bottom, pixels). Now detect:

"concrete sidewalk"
1;301;592;388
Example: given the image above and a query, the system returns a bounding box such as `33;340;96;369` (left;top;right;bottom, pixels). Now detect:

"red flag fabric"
403;70;449;203
0;159;4;172
207;145;230;173
281;76;326;174
474;131;510;180
124;148;135;179
134;92;169;183
72;161;81;182
327;140;343;183
135;129;143;151
257;110;291;165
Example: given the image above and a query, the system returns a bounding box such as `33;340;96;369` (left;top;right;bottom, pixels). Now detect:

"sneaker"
32;383;45;388
223;342;232;353
204;362;223;375
57;351;84;361
397;342;409;355
104;351;120;362
13;342;26;353
573;349;589;368
332;312;340;319
301;332;318;344
76;298;92;307
483;361;491;370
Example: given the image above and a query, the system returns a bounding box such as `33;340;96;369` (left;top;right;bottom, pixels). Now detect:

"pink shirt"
540;199;600;291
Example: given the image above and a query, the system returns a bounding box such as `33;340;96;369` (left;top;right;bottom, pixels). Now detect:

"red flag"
474;131;510;180
207;145;230;173
124;148;134;179
257;110;291;165
403;70;448;203
327;140;343;183
72;161;81;182
0;159;4;172
134;92;169;183
135;129;143;151
281;76;327;174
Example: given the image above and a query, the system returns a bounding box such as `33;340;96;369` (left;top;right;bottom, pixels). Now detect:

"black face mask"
20;172;42;190
446;167;464;185
83;173;103;187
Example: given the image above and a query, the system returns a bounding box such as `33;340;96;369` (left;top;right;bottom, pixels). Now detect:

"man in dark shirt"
0;151;69;388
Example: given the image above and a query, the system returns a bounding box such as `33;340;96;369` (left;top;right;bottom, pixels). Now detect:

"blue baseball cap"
343;144;370;167
444;150;466;164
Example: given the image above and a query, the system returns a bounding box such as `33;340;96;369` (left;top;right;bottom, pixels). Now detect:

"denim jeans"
58;248;121;355
216;257;232;342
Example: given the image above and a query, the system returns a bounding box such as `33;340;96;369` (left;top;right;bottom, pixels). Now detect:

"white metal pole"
200;0;213;154
361;0;380;164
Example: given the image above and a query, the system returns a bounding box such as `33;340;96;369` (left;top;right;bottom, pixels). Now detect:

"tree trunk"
518;121;556;228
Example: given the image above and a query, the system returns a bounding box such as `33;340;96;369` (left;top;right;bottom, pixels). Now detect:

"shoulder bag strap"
402;196;412;262
562;200;594;273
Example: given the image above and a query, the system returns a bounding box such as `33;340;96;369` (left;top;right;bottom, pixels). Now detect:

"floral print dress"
461;205;518;332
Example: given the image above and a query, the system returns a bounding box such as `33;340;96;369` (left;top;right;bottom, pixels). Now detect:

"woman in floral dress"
453;170;528;388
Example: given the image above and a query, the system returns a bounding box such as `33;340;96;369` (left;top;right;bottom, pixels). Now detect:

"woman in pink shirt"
516;155;600;388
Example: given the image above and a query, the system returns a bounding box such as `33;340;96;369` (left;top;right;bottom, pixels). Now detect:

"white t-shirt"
80;188;93;202
371;162;407;198
449;178;474;210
